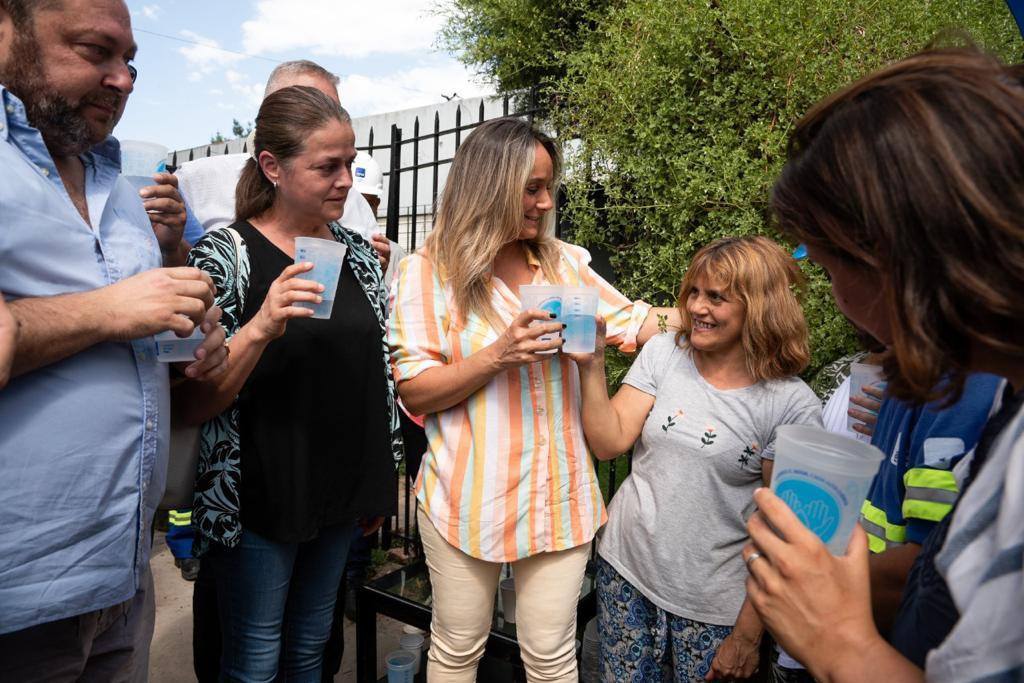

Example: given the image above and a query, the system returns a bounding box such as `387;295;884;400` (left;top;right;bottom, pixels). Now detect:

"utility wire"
133;27;283;63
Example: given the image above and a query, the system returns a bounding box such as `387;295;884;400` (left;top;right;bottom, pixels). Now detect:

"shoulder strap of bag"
226;226;248;318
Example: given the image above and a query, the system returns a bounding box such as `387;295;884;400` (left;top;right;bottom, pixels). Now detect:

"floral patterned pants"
596;555;732;683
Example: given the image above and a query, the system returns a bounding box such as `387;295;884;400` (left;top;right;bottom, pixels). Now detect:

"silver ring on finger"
745;552;762;571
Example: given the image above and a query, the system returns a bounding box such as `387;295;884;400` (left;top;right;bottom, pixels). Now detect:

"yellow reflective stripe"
168;510;192;525
902;468;959;522
902;497;954;522
903;468;959;493
860;500;907;550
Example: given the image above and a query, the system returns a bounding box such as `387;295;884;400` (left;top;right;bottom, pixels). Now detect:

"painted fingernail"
562;323;567;329
549;313;556;318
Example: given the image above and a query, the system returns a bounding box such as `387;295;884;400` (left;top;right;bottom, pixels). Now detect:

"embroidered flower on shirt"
701;425;717;448
661;409;684;432
738;444;757;466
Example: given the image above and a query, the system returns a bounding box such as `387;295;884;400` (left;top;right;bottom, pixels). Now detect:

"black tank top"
232;220;396;543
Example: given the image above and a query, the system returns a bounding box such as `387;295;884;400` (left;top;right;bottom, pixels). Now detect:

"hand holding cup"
250;262;323;342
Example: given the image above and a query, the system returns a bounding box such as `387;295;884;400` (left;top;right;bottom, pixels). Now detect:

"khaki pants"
418;507;590;683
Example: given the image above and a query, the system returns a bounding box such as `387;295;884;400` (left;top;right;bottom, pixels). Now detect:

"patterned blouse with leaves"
185;222;403;553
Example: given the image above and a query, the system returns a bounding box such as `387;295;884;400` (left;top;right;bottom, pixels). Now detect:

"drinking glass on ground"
499;577;517;624
561;286;600;353
519;285;563;354
385;649;417;683
769;424;884;554
294;236;347;319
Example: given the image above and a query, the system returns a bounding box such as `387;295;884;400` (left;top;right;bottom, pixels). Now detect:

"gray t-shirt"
598;333;821;625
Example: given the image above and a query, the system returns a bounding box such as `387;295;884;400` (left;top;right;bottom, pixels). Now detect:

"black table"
356;560;597;682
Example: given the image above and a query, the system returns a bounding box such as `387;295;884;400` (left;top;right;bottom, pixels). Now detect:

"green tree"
438;0;615;107
232;118;254;139
210;119;253;144
444;0;1019;379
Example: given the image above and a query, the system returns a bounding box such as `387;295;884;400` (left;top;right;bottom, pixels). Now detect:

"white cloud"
177;29;245;81
242;0;445;58
141;4;161;20
339;61;494;117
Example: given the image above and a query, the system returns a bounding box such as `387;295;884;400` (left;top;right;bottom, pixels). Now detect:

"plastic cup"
123;175;156;193
154;328;205;363
519;285;562;354
294;236;347;319
385;649;416;683
399;632;424;674
119;140;168;176
499;577;516;624
561;286;600;353
847;362;886;441
770;424;885;555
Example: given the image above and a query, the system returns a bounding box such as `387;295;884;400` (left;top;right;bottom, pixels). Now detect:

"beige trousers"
418;507;591;683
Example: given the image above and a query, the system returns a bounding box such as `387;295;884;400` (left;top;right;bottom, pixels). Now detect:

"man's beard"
1;31;119;157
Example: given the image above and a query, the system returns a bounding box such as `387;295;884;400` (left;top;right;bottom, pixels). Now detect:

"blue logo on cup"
540;297;561;318
776;480;840;542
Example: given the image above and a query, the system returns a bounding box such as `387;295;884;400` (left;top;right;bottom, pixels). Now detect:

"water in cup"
385;649;417;683
154;328;205;363
519;285;562;354
295;236;347;319
562;286;600;353
770;424;884;554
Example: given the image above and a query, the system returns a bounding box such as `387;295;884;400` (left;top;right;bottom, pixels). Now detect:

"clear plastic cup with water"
294;236;347;319
561;286;600;354
399;632;424;674
385;649;417;683
154;327;205;363
520;285;563;354
770;424;885;555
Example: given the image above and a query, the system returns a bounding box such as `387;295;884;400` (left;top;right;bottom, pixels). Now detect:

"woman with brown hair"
388;117;678;682
572;236;821;681
743;47;1024;682
179;85;400;680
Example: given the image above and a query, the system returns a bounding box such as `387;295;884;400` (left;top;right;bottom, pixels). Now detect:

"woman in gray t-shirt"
572;236;821;682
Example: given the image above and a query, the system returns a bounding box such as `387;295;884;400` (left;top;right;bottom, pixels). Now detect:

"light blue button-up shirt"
0;86;169;634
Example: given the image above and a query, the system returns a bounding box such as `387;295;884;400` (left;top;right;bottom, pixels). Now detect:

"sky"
117;0;496;151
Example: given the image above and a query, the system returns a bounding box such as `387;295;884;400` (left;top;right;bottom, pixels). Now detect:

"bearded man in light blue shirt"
0;0;230;678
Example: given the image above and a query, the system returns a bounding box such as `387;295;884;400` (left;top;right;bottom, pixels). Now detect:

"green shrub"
444;0;1019;380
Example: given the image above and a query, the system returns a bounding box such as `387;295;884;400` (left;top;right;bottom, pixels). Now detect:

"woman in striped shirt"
388;117;677;682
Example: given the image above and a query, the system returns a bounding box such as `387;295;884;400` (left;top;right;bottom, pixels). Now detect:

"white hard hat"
352;151;383;197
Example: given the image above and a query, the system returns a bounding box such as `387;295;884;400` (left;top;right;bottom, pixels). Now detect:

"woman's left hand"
706;630;760;680
743;487;878;677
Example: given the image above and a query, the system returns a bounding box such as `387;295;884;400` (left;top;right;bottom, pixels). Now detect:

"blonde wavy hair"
675;236;810;381
424;118;562;328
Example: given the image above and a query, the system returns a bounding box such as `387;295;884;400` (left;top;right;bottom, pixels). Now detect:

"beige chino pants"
418;507;591;683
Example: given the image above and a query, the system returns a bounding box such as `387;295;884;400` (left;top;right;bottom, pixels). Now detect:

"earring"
273;180;278;188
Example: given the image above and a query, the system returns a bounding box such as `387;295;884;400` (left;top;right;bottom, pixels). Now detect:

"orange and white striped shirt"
388;242;651;561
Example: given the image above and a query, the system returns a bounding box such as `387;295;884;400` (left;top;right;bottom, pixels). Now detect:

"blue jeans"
212;523;355;683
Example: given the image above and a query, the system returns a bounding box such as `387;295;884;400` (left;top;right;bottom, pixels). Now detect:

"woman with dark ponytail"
177;85;401;680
